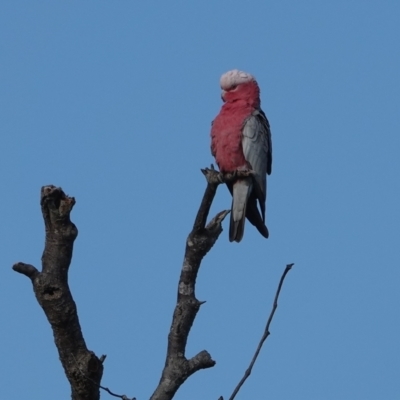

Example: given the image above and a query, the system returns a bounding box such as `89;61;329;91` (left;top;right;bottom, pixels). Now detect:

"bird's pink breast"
211;102;252;172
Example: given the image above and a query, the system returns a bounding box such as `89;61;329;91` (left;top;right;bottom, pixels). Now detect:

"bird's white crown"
220;69;255;90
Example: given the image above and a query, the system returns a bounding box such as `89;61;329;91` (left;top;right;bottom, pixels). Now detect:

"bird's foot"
223;169;255;182
201;165;224;185
201;166;256;185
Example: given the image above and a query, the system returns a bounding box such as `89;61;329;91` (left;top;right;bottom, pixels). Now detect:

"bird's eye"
230;84;238;90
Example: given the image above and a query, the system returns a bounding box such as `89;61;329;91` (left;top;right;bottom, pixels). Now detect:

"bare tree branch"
225;263;295;400
12;173;292;400
150;167;229;400
13;185;103;400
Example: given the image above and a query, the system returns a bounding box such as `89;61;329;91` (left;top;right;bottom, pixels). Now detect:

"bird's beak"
221;90;226;102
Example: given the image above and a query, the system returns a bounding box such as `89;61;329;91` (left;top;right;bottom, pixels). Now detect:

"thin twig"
71;353;136;400
227;263;295;400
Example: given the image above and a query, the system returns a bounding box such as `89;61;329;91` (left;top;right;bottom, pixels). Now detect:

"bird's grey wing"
242;109;272;220
259;109;272;175
210;120;215;157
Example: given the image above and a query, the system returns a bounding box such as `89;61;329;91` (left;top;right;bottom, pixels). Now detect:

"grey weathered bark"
13;186;104;400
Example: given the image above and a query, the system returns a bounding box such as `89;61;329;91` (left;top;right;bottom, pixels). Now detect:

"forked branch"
150;167;229;400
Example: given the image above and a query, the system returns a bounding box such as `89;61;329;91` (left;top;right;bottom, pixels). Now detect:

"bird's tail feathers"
246;194;269;238
229;179;252;242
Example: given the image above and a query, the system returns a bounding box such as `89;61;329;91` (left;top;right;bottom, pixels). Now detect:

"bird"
210;69;272;242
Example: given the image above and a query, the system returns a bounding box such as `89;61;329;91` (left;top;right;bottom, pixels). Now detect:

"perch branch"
150;167;229;400
12;186;103;400
227;263;295;400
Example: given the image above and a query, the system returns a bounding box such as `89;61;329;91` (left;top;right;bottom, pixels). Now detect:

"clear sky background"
1;1;399;399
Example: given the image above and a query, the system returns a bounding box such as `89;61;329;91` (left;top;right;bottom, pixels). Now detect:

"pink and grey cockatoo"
211;70;272;242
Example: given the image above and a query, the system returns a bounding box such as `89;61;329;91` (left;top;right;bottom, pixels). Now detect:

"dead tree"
13;167;293;400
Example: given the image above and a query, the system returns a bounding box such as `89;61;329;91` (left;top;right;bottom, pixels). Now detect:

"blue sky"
1;1;399;399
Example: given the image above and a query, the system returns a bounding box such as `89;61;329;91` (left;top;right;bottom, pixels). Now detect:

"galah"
211;69;272;242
